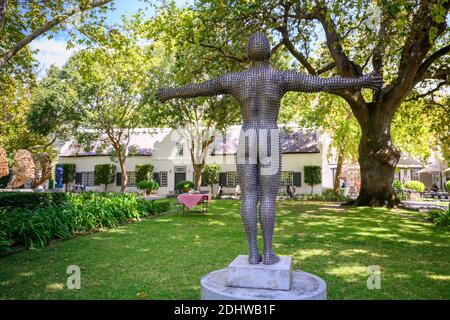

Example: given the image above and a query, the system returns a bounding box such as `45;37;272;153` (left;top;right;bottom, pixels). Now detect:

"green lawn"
1;200;449;299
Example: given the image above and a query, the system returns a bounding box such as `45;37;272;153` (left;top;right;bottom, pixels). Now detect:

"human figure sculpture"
157;32;382;265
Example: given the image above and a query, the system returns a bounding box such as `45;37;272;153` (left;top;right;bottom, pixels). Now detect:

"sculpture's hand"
362;72;383;92
156;87;171;102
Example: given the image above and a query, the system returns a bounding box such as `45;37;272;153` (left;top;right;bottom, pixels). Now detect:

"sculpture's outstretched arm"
282;71;383;93
156;76;231;102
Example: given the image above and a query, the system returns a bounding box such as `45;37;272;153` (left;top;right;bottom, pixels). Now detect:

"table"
177;193;211;213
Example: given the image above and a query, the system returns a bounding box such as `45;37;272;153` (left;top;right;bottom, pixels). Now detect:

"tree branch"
384;0;450;108
187;39;246;63
0;0;9;33
309;1;362;77
405;81;447;101
278;3;317;74
414;44;450;85
0;0;112;69
372;12;394;75
317;62;336;75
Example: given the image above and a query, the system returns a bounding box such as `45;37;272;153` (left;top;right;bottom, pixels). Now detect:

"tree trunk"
193;164;204;191
118;157;127;193
210;184;214;196
354;111;400;207
333;151;344;194
104;184;107;192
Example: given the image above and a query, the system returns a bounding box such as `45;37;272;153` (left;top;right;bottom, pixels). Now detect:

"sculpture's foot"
248;253;262;264
262;252;280;265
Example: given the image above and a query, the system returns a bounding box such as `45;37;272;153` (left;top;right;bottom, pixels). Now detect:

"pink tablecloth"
177;193;211;209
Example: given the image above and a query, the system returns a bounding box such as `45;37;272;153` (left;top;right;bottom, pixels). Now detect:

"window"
160;171;168;187
82;172;95;186
176;143;184;156
126;171;136;187
411;169;419;181
226;171;237;187
280;171;294;187
174;166;186;173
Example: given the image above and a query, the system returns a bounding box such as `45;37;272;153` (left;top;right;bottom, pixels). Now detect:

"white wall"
58;128;327;195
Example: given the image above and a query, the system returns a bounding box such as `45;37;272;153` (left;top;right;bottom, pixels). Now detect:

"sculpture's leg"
259;173;280;265
236;163;261;264
259;129;281;265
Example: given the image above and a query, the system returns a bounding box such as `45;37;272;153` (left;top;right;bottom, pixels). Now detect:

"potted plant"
137;180;159;195
176;180;194;193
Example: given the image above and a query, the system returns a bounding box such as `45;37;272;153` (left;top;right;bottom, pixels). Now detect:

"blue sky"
32;0;190;77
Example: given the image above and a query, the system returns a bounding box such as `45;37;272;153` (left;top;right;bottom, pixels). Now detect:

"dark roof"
212;128;319;155
397;156;424;168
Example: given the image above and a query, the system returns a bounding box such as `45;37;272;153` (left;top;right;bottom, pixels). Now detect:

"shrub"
136;164;154;183
137;180;159;195
203;164;220;194
393;180;403;190
0;192;172;249
61;163;76;185
94;164;116;191
48;178;54;189
0;192;68;209
428;208;449;227
445;181;450;192
176;180;195;193
302;188;351;202
404;180;425;193
304;166;322;195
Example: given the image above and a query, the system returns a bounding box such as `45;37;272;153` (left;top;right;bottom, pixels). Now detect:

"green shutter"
293;172;301;187
153;172;161;185
219;172;227;186
75;173;82;185
201;173;208;187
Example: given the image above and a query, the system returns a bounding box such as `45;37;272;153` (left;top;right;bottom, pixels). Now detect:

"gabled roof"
397;156;424;168
59;129;171;157
59;126;321;157
211;126;319;155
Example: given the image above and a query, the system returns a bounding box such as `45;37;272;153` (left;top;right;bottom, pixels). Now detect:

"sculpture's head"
247;32;271;62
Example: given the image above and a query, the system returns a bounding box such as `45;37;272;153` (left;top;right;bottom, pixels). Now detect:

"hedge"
0;192;171;250
404;180;425;193
0;192;68;209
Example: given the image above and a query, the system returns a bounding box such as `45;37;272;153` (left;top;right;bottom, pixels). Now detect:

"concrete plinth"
201;269;327;300
227;255;292;290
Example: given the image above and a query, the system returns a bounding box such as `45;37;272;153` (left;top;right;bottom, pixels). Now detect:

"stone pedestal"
201;255;327;300
227;255;292;290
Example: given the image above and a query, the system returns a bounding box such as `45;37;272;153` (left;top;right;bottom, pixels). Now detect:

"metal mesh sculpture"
0;147;8;178
31;152;52;189
10;150;36;189
157;32;382;265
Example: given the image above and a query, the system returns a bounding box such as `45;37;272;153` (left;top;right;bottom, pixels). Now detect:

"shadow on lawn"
0;199;448;300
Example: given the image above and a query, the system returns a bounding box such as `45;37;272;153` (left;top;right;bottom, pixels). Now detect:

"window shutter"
293;172;301;187
201;173;208;187
75;173;82;185
116;172;122;186
153;172;161;185
219;172;227;186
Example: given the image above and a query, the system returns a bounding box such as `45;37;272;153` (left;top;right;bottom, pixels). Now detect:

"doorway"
174;166;186;191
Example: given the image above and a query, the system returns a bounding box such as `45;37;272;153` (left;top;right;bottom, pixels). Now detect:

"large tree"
153;0;449;206
30;43;154;192
0;0;113;70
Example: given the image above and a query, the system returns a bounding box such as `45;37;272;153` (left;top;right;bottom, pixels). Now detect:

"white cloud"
31;38;79;78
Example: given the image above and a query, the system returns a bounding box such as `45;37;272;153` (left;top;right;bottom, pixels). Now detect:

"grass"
0;200;449;300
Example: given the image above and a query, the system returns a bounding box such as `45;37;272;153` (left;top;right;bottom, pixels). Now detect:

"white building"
57;126;333;195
